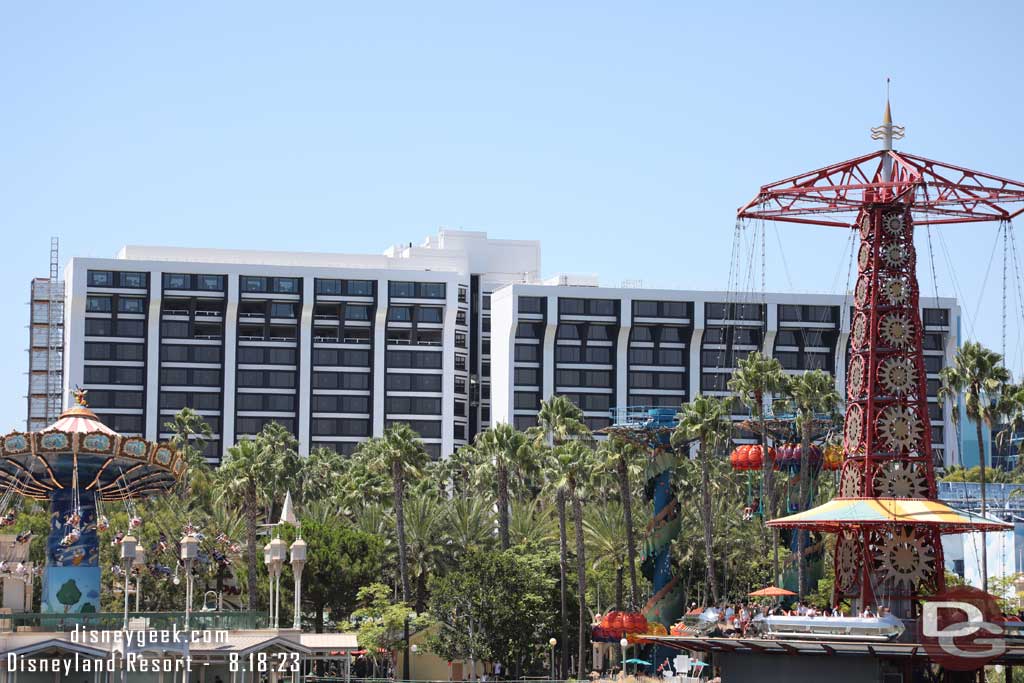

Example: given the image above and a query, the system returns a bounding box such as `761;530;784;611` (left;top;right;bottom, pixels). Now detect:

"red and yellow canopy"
767;497;1010;534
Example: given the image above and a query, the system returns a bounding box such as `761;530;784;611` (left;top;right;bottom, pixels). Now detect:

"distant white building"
56;229;961;465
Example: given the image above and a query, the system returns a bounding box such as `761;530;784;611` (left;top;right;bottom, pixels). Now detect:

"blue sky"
1;1;1023;428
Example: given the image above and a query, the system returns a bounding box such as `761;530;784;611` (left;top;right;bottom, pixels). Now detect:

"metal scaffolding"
27;237;64;431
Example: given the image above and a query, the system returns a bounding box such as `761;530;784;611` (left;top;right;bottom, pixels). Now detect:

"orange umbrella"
748;586;796;597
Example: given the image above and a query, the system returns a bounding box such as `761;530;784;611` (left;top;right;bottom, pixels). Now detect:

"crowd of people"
689;600;893;637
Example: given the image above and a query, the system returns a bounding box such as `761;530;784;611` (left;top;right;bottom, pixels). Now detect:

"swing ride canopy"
767;497;1010;534
0;399;185;501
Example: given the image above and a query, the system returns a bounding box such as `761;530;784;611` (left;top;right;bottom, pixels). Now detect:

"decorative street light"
132;545;146;613
548;638;557;680
120;535;137;631
410;644;419;681
619;638;628;676
289;536;307;631
269;536;287;629
181;533;199;630
263;541;273;627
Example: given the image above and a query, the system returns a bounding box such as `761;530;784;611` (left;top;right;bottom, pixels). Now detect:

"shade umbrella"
748;586;796;597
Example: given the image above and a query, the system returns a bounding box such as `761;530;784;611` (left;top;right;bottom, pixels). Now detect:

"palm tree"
533;395;588;679
215;437;286;608
598;438;642;609
404;493;447;612
164;407;213;500
548;439;597;679
299;447;346;505
583;501;629;609
509;498;559;547
938;341;1010;592
729;351;786;583
358;423;429;603
674;395;732;605
784;370;840;599
474;424;533;549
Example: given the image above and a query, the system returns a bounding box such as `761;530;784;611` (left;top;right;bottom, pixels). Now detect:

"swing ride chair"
640;102;1023;672
0;391;185;615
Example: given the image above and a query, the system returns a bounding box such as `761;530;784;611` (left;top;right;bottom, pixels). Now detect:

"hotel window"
418;283;445;298
273;278;299;294
198;275;225;291
518;296;544;314
517;322;543;339
629;348;654;364
271;303;297;318
630;326;653;342
516;368;540;385
559;299;585;315
390;282;416;298
557;325;580;340
164;273;190;289
482;294;492;311
345;305;371;321
118;297;146;314
660;327;683;343
634;301;659;317
119;272;147;289
87;296;112;313
703;327;726;344
584;347;612;363
587;324;611;341
455;332;467;348
347;280;373;296
241;276;267;293
556;346;581;362
514;344;540;362
87;271;114;287
590;300;615;316
389;306;413;322
419;307;443;324
458;287;468;303
316;279;342;295
515;392;540;410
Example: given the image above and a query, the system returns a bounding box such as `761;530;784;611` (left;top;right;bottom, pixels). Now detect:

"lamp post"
619;638;628;677
289;536;306;630
120;535;137;631
133;546;146;613
263;541;273;627
410;644;419;681
269;537;287;629
181;534;198;630
549;638;557;681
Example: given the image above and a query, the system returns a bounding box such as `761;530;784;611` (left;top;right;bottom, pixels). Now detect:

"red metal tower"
744;101;1024;615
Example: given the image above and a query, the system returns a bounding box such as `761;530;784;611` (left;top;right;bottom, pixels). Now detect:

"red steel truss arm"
737;149;1024;227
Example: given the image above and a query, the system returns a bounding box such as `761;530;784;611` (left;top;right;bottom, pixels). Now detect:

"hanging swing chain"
1007;222;1024;376
1003;220;1009;361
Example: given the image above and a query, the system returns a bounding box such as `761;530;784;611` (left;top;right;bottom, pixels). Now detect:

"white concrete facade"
490;284;961;467
60;229;961;466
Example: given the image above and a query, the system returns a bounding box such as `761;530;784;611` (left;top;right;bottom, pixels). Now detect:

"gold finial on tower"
871;78;904;150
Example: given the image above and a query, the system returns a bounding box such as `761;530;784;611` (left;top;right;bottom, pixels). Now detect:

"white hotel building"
56;229;961;465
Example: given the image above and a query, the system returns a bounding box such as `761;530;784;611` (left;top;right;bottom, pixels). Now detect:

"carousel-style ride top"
742;97;1022;618
0;389;185;613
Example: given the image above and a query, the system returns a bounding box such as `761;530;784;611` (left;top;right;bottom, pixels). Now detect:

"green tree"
474;424;534;549
215;422;296;608
547;439;596;678
427;548;558;679
283;518;385;632
939;341;1010;592
784;370;840;599
675;395;732;604
359;423;430;603
164;407;213;502
533;395;589;679
346;583;428;675
598;437;642;609
729;351;786;583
